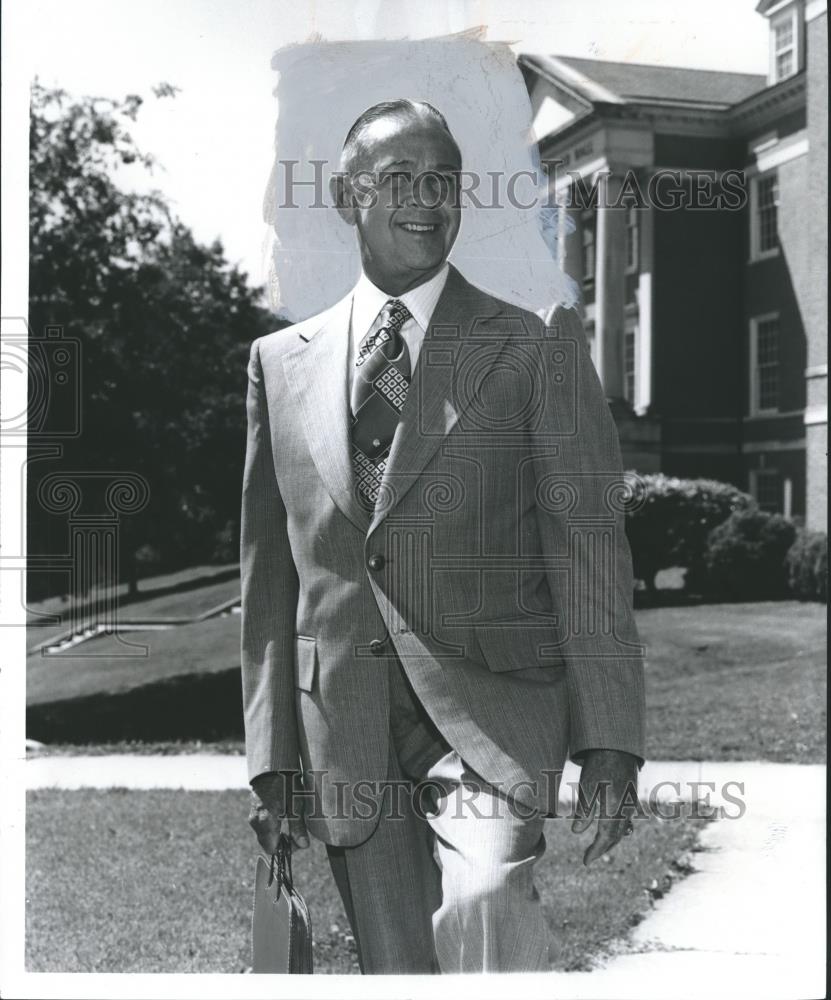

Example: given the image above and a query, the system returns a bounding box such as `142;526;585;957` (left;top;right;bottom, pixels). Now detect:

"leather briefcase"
252;833;314;973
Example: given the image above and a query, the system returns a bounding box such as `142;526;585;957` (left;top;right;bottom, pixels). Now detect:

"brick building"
520;0;827;529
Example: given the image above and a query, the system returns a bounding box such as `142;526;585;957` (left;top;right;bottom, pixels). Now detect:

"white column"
636;198;654;414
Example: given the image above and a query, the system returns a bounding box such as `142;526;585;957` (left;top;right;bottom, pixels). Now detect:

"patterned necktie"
350;298;412;509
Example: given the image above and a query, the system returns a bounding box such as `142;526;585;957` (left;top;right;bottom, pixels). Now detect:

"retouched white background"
264;35;574;319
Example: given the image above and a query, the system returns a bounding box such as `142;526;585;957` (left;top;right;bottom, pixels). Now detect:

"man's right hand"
248;771;310;853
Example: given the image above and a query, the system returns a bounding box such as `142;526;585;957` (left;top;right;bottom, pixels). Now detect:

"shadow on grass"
27;668;245;744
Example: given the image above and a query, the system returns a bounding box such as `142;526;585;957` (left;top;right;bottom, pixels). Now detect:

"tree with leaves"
28;82;281;599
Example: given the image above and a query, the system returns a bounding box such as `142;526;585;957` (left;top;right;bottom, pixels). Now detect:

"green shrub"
624;474;754;591
701;508;797;600
786;530;828;603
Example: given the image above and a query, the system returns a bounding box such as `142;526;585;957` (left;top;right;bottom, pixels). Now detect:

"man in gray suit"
242;99;646;973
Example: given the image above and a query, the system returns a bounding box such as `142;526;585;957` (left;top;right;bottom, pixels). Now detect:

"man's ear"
330;173;357;226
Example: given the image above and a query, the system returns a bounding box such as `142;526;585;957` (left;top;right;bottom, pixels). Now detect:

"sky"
20;0;770;291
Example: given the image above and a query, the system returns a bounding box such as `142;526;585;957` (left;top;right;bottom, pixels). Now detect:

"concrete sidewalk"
545;762;826;1000
23;755;826;998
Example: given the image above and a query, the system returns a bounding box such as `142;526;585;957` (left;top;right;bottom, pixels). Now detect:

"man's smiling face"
338;114;462;295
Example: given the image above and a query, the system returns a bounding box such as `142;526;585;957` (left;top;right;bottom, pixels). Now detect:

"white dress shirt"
347;265;449;394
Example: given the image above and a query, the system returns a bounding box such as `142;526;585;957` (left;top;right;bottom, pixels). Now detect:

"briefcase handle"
267;832;294;893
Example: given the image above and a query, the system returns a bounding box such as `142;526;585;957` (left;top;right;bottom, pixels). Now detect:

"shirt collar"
351;264;450;340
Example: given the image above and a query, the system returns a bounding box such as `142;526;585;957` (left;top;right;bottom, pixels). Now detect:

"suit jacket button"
367;554;385;571
369;638;385;656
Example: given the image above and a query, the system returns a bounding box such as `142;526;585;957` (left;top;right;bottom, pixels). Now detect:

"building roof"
523;54;768;108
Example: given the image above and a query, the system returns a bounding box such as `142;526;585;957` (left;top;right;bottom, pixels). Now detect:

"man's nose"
411;171;447;210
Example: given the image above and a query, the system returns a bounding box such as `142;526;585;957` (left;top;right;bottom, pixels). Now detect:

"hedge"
786;530;828;603
623;473;754;592
699;508;797;600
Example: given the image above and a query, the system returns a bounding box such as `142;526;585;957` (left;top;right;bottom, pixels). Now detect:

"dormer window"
773;12;795;78
766;1;804;83
773;13;796;80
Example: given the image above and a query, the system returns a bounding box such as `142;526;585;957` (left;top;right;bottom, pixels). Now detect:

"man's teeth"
401;223;437;232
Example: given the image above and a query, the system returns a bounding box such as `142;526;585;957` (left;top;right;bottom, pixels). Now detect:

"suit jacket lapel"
369;265;506;535
282;294;371;532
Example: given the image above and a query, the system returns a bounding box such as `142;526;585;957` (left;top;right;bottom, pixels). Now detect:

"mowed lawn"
29;594;827;762
26;788;702;974
27;612;241;706
640;601;826;762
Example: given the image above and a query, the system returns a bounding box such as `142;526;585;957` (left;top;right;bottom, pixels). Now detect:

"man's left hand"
571;748;639;866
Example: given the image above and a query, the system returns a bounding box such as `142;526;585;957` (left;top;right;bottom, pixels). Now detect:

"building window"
581;212;595;284
757;173;779;253
750;468;783;514
625;205;639;272
773;16;795;79
771;7;799;83
624;319;637;405
750;314;780;415
751;171;779;258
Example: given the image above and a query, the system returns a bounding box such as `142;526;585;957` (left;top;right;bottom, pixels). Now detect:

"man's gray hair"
340;99;459;173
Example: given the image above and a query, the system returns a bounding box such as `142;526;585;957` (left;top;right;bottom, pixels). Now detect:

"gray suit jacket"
240;265;645;845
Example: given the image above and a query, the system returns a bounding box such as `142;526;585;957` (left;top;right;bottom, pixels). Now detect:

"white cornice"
729;72;806;128
761;0;800;17
532;65;806;151
755;135;809;171
806;0;827;20
804;405;828;426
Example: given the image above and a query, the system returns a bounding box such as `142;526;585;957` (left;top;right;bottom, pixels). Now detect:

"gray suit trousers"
326;654;550;974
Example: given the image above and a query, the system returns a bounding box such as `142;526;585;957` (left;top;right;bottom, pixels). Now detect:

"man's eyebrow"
377;159;415;171
375;160;461;172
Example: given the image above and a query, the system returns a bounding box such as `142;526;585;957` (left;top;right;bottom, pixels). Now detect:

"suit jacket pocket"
294;635;318;692
474;621;565;676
